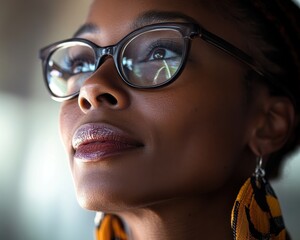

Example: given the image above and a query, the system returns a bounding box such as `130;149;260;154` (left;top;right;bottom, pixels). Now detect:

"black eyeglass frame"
39;22;294;104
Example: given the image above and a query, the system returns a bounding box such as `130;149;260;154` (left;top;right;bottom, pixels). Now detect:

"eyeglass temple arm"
197;28;297;108
197;28;265;77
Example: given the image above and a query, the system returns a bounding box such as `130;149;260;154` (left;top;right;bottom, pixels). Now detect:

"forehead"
82;0;244;51
87;0;212;27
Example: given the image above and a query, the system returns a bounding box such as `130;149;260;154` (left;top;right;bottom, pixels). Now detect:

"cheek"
133;73;249;195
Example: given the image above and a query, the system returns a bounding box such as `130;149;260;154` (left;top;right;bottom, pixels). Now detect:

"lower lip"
74;141;138;162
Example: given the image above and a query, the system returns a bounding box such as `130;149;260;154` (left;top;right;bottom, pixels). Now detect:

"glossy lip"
72;123;143;162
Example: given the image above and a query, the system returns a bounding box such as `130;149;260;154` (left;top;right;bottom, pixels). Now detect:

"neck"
117;191;236;240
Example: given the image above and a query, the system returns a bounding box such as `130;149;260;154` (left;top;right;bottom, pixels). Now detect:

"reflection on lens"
154;60;172;82
120;28;184;87
46;42;96;97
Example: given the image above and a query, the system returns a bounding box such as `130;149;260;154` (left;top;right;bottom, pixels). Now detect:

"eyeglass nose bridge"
95;45;116;67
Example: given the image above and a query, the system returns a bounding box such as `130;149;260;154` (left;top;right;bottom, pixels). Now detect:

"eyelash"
64;54;94;71
142;40;182;61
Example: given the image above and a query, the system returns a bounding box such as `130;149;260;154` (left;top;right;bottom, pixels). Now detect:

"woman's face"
60;0;256;211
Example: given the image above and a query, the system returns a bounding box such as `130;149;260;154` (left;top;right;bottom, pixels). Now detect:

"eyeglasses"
39;22;283;102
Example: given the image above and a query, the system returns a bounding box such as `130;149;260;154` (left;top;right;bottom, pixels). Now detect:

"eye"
65;55;96;74
62;45;96;75
145;41;182;62
148;48;178;61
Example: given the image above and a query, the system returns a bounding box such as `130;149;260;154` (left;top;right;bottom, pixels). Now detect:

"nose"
78;59;130;113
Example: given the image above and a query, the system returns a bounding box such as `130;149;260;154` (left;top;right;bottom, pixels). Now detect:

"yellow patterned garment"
95;176;288;240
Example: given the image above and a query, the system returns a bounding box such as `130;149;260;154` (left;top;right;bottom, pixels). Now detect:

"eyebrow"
132;10;198;29
73;23;100;37
73;10;198;37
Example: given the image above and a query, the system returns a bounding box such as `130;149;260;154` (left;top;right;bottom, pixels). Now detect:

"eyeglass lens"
46;28;186;98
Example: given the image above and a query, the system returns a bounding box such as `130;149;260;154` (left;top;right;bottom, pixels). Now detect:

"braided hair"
203;0;300;178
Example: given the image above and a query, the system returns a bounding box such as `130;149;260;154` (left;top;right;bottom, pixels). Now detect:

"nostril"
79;92;119;112
79;98;92;110
97;93;118;106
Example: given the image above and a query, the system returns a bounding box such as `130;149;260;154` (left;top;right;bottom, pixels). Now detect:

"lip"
72;123;143;162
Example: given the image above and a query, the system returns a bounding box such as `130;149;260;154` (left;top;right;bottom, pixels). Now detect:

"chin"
74;179;171;213
75;188;125;212
73;177;128;212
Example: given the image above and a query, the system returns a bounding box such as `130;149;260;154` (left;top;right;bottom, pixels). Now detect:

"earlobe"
249;97;295;157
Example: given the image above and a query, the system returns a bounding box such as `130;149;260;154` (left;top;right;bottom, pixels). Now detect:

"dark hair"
204;0;300;178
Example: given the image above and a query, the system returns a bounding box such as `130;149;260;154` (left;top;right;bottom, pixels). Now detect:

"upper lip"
72;123;143;150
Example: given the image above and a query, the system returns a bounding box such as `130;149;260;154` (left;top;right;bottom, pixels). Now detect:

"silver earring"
94;212;103;228
253;156;265;179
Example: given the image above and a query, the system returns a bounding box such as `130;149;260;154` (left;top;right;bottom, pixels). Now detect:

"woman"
39;0;300;239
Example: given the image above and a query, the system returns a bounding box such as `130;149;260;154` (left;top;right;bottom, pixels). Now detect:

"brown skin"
59;0;295;239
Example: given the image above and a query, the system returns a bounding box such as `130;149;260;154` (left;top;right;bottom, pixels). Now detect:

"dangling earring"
94;212;128;240
231;156;287;240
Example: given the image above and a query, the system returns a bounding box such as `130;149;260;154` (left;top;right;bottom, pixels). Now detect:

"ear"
248;96;296;157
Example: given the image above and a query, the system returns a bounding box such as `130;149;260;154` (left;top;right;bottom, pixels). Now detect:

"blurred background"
0;0;299;239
